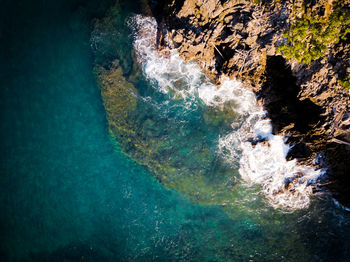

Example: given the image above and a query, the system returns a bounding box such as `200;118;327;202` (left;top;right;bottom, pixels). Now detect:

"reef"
150;0;350;206
92;4;251;211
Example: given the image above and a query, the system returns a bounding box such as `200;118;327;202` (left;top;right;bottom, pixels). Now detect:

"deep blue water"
0;1;246;261
1;0;350;261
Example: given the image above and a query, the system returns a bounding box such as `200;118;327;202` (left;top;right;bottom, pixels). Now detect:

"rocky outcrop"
151;0;350;206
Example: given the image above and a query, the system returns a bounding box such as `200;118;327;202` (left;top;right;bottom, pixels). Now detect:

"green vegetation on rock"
278;2;350;64
339;75;350;90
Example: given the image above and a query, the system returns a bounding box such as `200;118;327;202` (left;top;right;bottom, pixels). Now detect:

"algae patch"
96;60;241;205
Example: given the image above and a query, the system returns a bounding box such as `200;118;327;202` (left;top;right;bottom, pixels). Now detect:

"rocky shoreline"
148;0;350;206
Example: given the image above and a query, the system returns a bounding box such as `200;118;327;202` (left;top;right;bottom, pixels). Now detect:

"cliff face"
151;0;350;206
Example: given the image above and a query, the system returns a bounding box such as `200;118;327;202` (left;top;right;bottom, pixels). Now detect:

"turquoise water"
1;0;350;261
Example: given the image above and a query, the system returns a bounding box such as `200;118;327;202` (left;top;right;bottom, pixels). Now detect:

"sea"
1;0;350;261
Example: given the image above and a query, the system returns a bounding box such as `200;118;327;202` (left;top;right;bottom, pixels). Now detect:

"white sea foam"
130;15;324;210
198;79;258;115
131;15;202;100
220;128;323;209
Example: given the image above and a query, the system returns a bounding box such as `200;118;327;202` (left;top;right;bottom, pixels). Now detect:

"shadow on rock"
260;56;325;135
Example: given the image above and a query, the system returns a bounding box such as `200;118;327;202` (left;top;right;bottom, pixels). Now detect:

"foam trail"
130;15;324;210
131;15;202;101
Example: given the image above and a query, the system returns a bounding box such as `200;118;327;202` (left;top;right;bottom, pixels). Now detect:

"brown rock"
153;0;350;207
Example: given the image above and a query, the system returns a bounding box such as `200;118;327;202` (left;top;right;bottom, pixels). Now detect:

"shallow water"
1;0;350;261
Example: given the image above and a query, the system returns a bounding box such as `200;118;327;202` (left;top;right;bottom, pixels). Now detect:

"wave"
129;14;324;210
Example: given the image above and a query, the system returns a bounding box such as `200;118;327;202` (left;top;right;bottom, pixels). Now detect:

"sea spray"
130;14;324;210
219;114;323;209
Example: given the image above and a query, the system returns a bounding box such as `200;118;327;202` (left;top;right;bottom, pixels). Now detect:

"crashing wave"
129;14;324;210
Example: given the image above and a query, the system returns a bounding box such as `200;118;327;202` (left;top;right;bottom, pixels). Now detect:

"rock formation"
150;0;350;206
